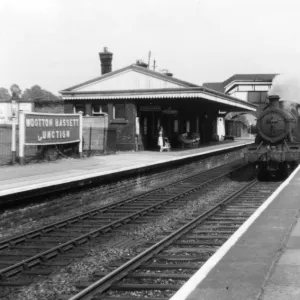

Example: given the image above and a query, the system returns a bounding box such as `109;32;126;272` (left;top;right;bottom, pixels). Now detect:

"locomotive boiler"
245;95;300;179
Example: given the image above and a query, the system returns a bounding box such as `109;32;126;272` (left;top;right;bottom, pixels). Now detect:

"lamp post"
10;84;20;164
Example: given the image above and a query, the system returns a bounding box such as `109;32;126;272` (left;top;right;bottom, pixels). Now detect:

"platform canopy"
60;64;257;112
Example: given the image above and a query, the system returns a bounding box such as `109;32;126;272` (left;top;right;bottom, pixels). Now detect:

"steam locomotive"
245;95;300;179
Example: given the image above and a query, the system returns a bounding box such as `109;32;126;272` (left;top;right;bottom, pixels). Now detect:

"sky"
1;0;300;95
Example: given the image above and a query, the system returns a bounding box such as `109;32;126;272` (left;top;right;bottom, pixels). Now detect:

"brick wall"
64;100;137;152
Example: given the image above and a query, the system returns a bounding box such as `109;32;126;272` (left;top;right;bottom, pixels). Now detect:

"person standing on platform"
158;126;164;152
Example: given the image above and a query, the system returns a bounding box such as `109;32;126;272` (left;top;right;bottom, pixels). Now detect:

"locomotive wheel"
255;134;263;144
285;162;293;177
278;163;287;179
257;170;266;181
278;162;294;179
255;164;266;181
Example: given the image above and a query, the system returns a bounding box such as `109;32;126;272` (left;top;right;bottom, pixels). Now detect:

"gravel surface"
7;178;244;300
0;158;242;241
0;171;188;240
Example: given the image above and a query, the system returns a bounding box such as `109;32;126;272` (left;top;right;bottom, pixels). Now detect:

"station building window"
248;91;268;104
113;103;126;119
92;104;108;116
73;104;85;115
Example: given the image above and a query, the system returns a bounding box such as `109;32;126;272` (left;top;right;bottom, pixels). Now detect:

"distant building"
203;74;277;116
0;98;33;125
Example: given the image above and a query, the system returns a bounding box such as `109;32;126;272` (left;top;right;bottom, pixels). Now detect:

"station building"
60;48;256;151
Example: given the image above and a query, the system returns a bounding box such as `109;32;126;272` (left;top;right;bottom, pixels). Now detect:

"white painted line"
170;163;300;300
0;141;253;197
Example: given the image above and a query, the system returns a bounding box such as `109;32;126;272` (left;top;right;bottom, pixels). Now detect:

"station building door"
140;110;161;150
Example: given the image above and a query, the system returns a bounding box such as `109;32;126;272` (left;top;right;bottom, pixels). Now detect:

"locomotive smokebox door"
257;95;296;143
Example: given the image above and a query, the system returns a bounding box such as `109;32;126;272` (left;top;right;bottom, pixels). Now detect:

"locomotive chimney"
99;47;113;75
268;95;280;108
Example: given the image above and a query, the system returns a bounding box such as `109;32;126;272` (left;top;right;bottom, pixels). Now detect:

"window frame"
110;102;129;124
73;104;86;115
113;103;126;119
247;91;268;104
92;104;108;116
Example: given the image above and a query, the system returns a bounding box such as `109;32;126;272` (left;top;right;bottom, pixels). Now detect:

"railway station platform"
0;139;253;205
171;162;300;300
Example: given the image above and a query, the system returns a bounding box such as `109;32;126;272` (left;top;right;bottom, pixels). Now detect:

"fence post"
11;116;17;164
135;117;140;152
79;112;83;158
88;125;92;157
103;127;107;154
19;111;25;165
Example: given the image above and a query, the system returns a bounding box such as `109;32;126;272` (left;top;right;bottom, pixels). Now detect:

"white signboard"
19;103;33;112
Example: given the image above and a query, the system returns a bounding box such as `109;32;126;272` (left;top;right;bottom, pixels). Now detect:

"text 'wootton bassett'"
25;118;80;127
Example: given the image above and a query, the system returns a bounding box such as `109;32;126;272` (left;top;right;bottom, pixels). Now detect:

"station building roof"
60;65;257;112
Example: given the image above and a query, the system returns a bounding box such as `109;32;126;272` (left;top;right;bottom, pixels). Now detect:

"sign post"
19;111;25;165
11;116;17;164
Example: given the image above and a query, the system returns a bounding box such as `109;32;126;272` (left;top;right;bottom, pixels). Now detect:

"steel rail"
0;164;246;279
0;161;245;250
66;179;258;300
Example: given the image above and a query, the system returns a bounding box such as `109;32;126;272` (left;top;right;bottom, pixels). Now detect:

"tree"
20;85;61;103
10;84;22;98
0;87;11;101
30;85;45;101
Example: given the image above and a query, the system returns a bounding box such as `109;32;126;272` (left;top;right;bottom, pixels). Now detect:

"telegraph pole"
148;51;151;69
152;60;156;71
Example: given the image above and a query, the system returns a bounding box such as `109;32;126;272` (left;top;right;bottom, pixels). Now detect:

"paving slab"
0;140;251;197
177;164;300;300
262;285;300;300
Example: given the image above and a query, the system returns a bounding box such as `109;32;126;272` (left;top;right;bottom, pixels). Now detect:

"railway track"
60;179;282;300
0;161;246;296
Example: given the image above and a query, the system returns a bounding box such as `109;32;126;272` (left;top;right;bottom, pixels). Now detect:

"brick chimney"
99;47;113;75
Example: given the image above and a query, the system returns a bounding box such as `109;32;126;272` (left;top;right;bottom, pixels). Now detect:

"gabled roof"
61;64;199;93
203;74;278;93
61;67;258;112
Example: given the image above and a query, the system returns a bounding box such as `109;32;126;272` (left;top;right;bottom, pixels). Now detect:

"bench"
178;134;200;148
223;135;235;141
